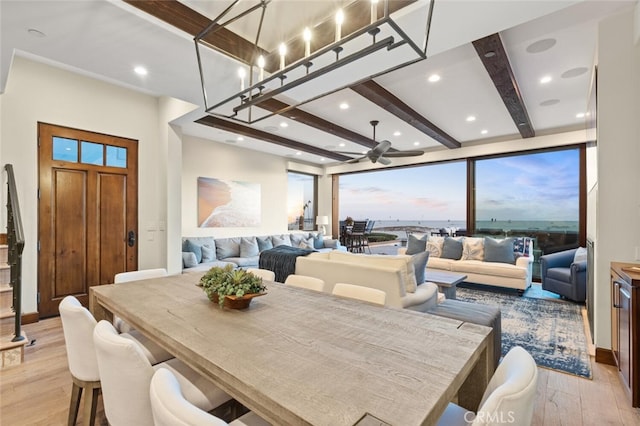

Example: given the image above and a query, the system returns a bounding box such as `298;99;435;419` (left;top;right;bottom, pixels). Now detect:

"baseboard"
595;347;616;366
22;312;39;325
0;234;6;245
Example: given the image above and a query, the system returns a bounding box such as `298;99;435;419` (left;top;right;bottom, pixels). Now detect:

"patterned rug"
456;285;592;378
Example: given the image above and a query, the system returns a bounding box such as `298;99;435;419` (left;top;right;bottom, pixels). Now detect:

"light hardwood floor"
1;317;639;425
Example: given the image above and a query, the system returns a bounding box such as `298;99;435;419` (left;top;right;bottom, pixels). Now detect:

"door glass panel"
106;146;127;168
81;141;104;165
52;137;78;162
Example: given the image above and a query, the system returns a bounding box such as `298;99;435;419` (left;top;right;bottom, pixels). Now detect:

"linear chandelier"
195;0;435;124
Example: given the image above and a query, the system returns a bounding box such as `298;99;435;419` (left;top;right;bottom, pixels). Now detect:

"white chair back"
332;283;386;306
59;296;100;382
284;274;326;292
114;268;168;283
93;320;156;426
150;368;228;426
246;268;275;282
473;346;538;426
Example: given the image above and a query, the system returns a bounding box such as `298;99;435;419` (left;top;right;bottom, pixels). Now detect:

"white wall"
0;56;171;313
181;136;291;238
594;5;640;349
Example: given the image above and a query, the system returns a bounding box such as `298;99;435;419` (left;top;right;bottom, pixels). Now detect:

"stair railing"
4;164;25;343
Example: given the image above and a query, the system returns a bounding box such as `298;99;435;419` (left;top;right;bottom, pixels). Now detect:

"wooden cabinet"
611;262;640;407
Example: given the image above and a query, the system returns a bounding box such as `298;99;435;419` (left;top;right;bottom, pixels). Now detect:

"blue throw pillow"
313;233;325;249
240;237;260;258
257;236;273;252
441;237;463;260
411;251;430;284
184;239;203;263
484;237;515;264
406;233;428;255
182;251;198;268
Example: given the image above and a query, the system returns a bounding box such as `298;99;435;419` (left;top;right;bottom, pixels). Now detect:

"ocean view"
372;219;578;238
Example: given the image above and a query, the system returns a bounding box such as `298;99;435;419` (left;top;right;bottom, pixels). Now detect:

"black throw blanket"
259;245;316;283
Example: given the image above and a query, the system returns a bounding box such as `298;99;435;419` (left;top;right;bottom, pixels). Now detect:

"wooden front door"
38;123;138;317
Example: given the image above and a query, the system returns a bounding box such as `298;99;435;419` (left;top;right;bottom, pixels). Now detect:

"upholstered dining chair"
93;320;232;426
150;368;270;426
332;283;386;306
113;268;168;332
246;268;276;282
59;296;174;426
284;274;326;292
436;346;538;426
59;296;102;426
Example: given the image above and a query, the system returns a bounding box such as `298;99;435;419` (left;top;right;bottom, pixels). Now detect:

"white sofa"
295;251;438;311
399;236;534;294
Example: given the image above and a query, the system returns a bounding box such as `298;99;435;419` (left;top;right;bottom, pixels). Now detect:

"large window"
475;148;581;278
287;172;316;231
339;161;467;237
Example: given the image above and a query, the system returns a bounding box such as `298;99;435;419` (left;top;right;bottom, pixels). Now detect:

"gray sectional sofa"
182;232;345;272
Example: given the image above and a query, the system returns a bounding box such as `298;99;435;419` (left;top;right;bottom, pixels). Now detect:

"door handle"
128;230;136;247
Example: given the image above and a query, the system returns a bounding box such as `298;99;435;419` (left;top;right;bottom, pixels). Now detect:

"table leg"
457;325;491;412
89;287;113;323
441;285;457;300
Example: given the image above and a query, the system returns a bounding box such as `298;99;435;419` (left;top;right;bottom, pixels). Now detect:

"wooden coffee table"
425;269;467;300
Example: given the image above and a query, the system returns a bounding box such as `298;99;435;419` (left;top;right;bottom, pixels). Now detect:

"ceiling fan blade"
371;140;392;156
346;156;367;164
384;150;424;157
377;156;392;165
336;151;370;156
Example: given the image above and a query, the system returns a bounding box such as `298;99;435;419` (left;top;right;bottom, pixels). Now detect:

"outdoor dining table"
90;272;491;425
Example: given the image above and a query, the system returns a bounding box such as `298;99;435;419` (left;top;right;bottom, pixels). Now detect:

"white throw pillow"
574;247;587;263
427;236;444;258
461;237;484;261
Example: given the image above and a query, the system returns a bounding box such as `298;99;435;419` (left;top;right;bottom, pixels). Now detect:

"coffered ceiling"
1;0;634;166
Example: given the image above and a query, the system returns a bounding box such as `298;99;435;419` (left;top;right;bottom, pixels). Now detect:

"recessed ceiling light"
393;131;401;137
466;115;476;122
540;75;552;84
339;102;349;110
236;136;244;141
481;129;488;135
134;66;148;76
27;28;46;38
361;150;368;154
427;74;440;83
576;112;585;118
295;151;302;155
339;143;345;147
484;51;496;58
320;158;325;162
280;122;288;128
413;141;420;146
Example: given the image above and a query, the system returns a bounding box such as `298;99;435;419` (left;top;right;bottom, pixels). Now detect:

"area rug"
456;286;592;378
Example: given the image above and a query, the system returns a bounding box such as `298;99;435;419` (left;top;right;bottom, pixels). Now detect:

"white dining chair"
150;368;270;426
59;296;102;426
332;283;386;306
246;268;275;282
436;346;538;426
93;320;233;426
59;295;173;425
113;268;168;332
284;274;326;292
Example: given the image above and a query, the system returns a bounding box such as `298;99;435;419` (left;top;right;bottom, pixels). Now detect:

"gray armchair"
540;248;586;302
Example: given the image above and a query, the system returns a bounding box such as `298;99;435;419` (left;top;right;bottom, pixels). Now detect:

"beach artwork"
198;177;261;227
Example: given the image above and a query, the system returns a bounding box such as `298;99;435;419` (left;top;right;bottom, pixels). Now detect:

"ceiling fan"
338;121;424;165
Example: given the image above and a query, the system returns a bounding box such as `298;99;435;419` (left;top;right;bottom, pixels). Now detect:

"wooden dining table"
90;272;491;425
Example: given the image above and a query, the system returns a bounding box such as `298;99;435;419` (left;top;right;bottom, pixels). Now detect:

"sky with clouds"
339;149;579;222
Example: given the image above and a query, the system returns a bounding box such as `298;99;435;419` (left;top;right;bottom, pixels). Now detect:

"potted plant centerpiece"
200;265;267;309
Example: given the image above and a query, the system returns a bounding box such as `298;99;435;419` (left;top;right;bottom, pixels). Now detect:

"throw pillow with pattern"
461;237;484;261
426;236;444;258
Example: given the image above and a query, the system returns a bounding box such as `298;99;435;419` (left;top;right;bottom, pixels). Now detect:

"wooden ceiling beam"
472;33;535;138
195;116;352;162
351;80;461;149
258;99;380;150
